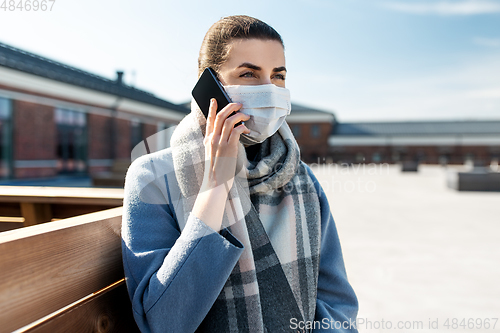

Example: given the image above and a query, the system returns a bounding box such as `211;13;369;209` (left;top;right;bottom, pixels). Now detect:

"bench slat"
16;280;140;333
0;186;124;205
0;221;24;232
0;207;127;333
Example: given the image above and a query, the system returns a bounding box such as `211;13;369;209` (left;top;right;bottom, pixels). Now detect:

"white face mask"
224;84;291;145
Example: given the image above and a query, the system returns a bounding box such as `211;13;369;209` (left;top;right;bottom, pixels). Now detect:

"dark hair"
198;15;284;77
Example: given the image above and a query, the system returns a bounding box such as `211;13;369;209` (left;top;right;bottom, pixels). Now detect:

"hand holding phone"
190;68;250;204
191;96;250;232
192;67;242;128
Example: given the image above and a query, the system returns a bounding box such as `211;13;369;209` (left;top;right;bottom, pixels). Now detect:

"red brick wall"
88;113;112;160
5;88;181;179
13;100;57;178
13;100;56;160
143;123;157;142
292;122;333;163
87;117;160;170
116;118;131;159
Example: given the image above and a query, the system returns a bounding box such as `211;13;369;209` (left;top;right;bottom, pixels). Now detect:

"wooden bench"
0;207;140;333
0;186;124;232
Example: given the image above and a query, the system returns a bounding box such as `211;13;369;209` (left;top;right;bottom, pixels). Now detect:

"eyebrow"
273;66;287;73
237;62;287;72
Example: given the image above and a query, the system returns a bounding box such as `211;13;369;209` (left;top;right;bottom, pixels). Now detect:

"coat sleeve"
121;154;244;333
304;164;359;332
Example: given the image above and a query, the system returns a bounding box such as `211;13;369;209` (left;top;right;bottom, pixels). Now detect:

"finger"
206;98;217;136
213;103;242;137
220;112;250;142
228;123;251;145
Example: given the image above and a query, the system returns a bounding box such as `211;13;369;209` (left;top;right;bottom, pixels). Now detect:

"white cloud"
474;37;500;47
383;0;500;15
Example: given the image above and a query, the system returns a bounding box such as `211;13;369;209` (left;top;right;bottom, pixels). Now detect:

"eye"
273;73;286;81
240;71;256;78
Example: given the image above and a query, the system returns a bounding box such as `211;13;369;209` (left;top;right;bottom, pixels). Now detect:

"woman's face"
218;39;286;88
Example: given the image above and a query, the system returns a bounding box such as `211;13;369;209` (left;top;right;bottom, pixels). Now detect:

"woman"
122;15;358;333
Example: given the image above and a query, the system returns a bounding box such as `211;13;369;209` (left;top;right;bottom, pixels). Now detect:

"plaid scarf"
168;101;321;332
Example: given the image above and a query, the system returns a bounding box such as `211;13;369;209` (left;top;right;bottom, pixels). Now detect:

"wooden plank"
0;186;124;206
20;203;52;226
16;280;140;333
0;207;124;333
0;221;24;232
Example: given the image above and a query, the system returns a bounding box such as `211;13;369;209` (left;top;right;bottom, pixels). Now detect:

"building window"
291;124;301;138
55;108;87;174
0;97;12;179
416;151;426;163
310;124;320;138
372;152;382;163
131;118;144;151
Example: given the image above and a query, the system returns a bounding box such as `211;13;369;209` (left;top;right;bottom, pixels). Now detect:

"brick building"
328;121;500;165
0;41;188;180
287;103;336;164
2;41;497;181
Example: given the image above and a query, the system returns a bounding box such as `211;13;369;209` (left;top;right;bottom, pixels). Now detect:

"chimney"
116;71;124;85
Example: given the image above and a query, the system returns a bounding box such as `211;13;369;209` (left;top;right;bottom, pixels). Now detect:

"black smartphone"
192;67;242;127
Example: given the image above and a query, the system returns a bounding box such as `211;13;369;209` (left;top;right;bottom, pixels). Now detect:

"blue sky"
0;0;499;122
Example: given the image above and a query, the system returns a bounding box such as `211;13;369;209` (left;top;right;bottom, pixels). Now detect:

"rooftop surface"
1;164;498;331
309;164;500;332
